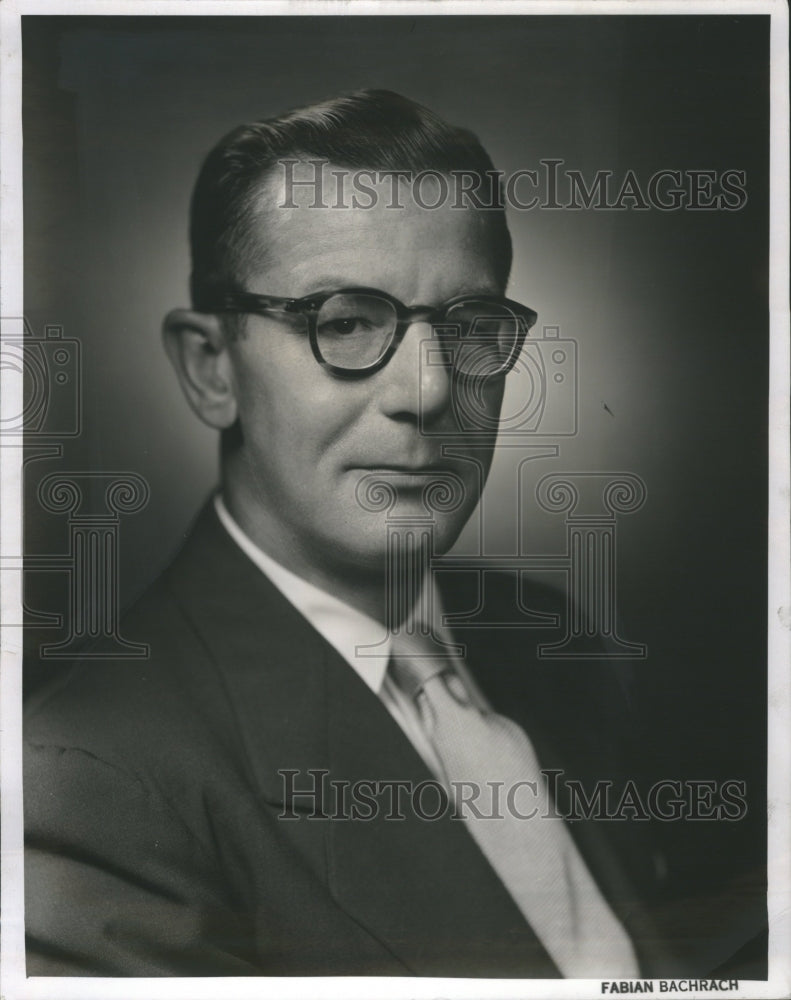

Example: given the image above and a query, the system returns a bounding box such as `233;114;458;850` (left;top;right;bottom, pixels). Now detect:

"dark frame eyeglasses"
210;286;538;378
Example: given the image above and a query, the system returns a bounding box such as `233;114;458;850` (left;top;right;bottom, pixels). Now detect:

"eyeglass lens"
315;293;523;374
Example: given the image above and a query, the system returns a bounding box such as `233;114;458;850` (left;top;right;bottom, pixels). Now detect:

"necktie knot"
388;632;456;701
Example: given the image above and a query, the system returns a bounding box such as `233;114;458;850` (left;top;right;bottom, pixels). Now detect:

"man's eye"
319;317;369;337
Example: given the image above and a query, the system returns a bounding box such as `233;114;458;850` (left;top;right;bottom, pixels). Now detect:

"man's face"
223;166;506;580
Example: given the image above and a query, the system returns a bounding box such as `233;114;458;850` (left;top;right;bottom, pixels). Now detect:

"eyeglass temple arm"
215;291;299;315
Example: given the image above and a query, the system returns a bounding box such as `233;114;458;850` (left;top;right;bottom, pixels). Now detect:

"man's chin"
324;513;468;574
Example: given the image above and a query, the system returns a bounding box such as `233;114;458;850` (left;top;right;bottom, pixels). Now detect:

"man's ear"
162;309;239;430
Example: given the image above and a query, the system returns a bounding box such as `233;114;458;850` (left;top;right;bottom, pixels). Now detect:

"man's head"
164;90;530;605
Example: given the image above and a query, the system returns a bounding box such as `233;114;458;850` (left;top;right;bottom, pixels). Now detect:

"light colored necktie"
389;633;639;978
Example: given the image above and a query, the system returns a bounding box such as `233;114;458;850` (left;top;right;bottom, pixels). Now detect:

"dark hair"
189;89;512;310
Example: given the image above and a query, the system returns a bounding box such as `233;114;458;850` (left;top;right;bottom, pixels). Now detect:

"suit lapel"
164;502;333;804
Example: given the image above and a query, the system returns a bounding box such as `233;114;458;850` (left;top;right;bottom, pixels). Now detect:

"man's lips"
348;466;469;508
351;464;458;474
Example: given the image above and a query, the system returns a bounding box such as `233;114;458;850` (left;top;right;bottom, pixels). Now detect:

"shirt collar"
214;493;438;695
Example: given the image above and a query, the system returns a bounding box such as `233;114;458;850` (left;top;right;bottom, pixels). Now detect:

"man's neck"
221;487;395;625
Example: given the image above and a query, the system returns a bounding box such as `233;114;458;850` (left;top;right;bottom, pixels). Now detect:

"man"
25;90;695;978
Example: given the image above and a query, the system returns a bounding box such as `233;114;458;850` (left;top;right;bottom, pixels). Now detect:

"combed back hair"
189;89;513;311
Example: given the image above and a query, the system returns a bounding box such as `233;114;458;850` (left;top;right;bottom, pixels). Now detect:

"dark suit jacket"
23;502;751;978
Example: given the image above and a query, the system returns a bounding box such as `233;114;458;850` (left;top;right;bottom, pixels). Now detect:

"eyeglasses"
211;287;537;378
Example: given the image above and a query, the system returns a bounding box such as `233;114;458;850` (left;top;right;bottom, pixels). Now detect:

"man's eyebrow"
293;282;504;302
449;286;501;298
296;277;360;297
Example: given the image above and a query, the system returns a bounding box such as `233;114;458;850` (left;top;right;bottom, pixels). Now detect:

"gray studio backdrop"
22;14;768;903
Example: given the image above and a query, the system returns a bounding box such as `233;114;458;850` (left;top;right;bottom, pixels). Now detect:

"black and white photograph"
1;3;788;998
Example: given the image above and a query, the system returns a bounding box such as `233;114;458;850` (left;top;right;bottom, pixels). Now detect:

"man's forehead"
246;161;501;300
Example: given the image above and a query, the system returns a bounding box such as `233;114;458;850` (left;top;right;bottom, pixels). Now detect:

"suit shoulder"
24;566;227;769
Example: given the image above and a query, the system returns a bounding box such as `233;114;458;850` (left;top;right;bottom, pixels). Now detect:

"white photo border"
2;2;788;999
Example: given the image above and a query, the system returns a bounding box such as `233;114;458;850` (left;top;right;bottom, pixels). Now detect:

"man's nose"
378;320;453;423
